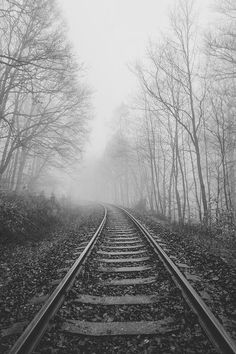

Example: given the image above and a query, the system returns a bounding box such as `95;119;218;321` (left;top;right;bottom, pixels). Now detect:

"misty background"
0;0;235;225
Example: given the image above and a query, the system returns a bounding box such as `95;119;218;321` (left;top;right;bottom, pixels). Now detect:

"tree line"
99;0;236;226
0;0;90;193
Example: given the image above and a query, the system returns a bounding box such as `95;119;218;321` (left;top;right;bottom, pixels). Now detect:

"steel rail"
9;206;107;354
120;207;236;354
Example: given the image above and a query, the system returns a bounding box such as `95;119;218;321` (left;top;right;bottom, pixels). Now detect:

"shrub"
0;192;62;243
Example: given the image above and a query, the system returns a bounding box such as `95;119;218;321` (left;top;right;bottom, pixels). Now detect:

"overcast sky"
58;0;213;159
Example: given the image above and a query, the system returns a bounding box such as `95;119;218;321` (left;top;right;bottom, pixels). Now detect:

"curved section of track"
9;205;236;354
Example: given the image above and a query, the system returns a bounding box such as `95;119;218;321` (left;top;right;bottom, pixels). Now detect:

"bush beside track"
0;192;68;244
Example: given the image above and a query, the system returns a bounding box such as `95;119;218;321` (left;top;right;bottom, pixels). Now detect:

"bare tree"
206;0;236;80
0;0;91;191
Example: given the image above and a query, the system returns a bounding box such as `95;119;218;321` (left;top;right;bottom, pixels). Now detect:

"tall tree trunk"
189;139;202;222
15;147;28;192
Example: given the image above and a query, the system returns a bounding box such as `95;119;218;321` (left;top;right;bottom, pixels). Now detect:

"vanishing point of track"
10;205;236;354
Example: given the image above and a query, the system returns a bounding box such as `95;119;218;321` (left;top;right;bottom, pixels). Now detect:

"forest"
97;0;236;228
0;0;236;231
0;0;90;194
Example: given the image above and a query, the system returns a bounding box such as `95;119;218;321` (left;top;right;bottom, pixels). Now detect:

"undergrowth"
0;192;68;244
133;206;236;264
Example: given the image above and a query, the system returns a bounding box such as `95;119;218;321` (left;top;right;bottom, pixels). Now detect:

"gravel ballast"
35;207;218;354
0;204;104;353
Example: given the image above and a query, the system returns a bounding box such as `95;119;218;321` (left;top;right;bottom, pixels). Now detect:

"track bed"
8;206;236;354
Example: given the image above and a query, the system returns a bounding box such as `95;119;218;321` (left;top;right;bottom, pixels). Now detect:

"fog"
55;0;215;205
58;0;213;160
1;0;235;223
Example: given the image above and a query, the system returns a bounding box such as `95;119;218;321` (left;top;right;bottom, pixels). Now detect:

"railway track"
9;205;236;354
